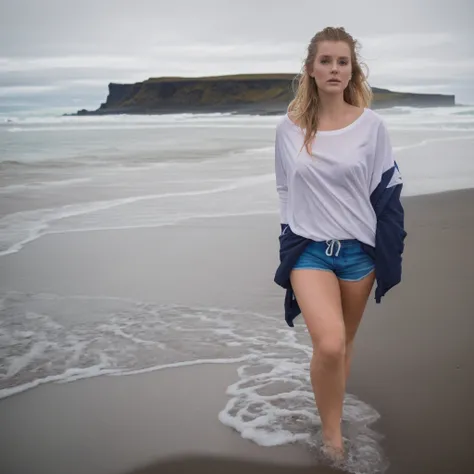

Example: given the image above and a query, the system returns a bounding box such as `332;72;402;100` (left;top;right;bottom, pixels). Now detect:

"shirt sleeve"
370;119;403;195
274;127;288;225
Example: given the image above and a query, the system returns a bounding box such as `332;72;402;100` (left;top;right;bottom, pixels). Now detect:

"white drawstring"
325;239;341;257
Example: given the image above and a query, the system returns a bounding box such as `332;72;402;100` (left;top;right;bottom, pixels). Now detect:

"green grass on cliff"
145;74;297;83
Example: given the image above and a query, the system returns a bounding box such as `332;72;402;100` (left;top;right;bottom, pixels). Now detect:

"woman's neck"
317;94;348;118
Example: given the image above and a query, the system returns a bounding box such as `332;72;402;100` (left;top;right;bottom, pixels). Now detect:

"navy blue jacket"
274;164;407;328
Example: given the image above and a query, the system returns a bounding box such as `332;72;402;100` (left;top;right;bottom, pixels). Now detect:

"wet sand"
0;189;473;474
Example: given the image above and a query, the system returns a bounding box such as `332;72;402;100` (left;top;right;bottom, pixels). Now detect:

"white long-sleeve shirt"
275;108;402;247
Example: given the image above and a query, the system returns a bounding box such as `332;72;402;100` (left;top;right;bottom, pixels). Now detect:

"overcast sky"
1;0;473;113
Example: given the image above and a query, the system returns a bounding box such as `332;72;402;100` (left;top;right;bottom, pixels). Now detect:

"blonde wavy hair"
288;27;373;154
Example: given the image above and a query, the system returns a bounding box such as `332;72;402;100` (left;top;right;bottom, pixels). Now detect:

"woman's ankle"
322;427;343;450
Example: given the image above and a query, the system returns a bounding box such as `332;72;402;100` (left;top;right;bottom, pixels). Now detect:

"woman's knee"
313;333;346;364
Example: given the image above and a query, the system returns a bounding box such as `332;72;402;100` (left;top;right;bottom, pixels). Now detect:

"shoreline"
0;186;472;262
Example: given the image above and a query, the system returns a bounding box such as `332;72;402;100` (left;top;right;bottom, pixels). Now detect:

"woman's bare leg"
339;271;376;381
290;269;346;454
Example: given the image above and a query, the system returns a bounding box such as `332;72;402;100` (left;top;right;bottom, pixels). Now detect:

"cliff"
72;74;455;116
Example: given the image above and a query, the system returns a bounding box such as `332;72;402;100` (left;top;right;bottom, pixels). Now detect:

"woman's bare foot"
322;443;345;461
322;434;345;462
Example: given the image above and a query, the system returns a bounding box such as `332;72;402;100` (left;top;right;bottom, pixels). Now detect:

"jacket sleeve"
275;126;288;228
370;120;407;302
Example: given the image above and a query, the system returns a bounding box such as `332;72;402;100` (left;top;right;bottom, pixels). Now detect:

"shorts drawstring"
325;239;341;257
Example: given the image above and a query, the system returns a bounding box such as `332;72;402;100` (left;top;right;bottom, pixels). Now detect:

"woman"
273;27;406;459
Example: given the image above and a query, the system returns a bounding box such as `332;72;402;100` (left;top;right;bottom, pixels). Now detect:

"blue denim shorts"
292;239;375;282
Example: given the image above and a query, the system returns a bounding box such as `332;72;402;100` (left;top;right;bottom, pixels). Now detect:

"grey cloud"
1;0;473;107
1;0;472;57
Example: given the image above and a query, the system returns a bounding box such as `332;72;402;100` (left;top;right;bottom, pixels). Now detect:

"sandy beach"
0;188;473;474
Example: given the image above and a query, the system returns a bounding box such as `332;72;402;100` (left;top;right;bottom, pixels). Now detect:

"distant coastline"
67;74;456;117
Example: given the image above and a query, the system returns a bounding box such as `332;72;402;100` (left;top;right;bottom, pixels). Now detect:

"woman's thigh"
290;269;345;346
338;271;375;343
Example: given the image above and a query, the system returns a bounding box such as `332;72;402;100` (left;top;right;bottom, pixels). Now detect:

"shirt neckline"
285;108;369;136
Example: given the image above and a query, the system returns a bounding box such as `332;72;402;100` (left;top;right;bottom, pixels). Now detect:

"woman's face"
309;40;353;94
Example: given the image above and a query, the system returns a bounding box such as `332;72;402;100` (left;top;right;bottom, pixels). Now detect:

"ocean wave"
393;134;474;152
1;111;281;131
2;106;473;135
0;173;275;256
0;178;92;194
